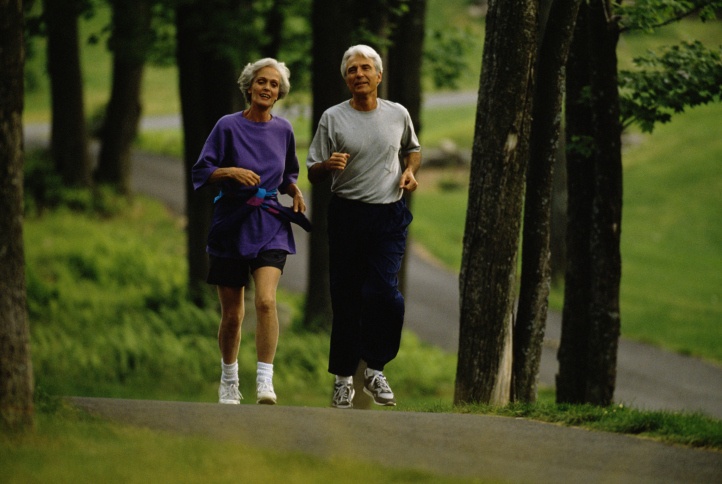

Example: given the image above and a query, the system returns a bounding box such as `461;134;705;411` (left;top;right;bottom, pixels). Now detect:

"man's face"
344;55;382;96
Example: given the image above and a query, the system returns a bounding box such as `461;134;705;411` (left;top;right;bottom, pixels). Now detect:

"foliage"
423;27;475;89
23;150;129;216
619;41;722;132
616;0;722;32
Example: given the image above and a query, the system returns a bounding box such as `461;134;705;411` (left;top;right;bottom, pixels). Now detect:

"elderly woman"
192;58;309;405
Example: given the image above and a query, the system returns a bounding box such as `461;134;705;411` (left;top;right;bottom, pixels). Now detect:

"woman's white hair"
340;44;383;78
237;58;291;104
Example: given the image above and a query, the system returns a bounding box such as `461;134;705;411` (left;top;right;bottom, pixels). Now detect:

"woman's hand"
208;167;260;187
230;167;261;187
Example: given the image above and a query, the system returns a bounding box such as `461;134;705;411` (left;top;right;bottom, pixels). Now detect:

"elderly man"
307;44;422;408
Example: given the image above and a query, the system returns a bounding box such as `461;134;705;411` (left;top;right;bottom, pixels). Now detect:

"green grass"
619;102;722;360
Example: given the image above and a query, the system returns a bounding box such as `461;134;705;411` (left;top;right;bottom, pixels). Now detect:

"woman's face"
248;66;281;109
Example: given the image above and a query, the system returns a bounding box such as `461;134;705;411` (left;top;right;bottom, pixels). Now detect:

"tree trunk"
387;0;426;295
176;0;244;306
558;4;594;403
302;0;355;332
0;0;34;432
585;0;622;406
455;0;537;405
513;0;582;403
95;0;152;194
557;0;622;406
43;0;92;187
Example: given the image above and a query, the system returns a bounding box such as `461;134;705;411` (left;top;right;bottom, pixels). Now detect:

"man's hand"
325;152;350;171
399;169;419;192
308;152;349;184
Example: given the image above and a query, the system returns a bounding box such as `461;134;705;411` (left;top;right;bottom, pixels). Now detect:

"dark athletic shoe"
332;381;355;409
363;372;396;406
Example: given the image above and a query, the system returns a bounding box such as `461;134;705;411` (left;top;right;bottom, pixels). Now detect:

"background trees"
94;0;153;194
42;0;92;187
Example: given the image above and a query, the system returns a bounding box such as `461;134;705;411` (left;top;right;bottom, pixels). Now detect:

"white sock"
365;368;382;379
335;375;352;384
257;362;274;383
221;359;238;384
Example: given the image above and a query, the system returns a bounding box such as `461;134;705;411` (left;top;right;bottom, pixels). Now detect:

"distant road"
24;90;722;419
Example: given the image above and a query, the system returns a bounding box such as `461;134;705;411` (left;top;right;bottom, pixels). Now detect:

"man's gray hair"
340;44;383;78
237;58;291;104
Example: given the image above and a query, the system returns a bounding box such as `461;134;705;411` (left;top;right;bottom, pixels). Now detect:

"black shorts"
207;250;288;288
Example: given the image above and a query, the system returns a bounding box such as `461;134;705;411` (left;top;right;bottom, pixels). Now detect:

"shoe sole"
219;399;241;404
257;395;277;405
331;403;353;409
363;387;396;406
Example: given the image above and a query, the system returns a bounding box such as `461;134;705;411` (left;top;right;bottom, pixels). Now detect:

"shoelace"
222;382;242;400
370;374;392;394
257;380;274;394
334;382;352;402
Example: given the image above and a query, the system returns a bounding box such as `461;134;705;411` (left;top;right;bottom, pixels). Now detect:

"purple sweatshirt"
192;112;299;259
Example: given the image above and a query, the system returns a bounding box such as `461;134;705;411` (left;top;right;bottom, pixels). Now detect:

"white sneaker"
363;372;396;406
219;381;242;404
256;379;277;405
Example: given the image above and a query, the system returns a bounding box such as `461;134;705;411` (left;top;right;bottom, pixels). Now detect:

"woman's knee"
255;293;277;315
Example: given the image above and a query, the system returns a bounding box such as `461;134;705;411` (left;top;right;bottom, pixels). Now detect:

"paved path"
70;396;722;483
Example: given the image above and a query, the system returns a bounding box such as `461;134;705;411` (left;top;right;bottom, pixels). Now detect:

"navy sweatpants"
327;195;413;376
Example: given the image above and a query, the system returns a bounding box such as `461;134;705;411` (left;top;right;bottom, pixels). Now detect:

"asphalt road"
70;396;722;483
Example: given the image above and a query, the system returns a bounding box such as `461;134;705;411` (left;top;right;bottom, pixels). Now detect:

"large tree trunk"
513;0;582;403
558;4;594;402
176;0;244;306
557;0;622;406
95;0;152;194
43;0;92;187
455;0;537;405
0;0;34;432
302;0;354;331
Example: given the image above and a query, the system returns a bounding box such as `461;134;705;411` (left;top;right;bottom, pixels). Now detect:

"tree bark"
557;0;622;406
95;0;152;194
455;0;537;405
513;0;582;403
302;0;355;331
43;0;92;187
558;3;594;404
0;0;34;432
176;0;244;306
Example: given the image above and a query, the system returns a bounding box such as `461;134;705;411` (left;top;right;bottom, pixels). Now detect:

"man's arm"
308;152;350;184
399;151;421;192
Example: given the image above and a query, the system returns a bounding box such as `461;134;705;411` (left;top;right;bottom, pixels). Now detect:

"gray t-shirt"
306;99;421;204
